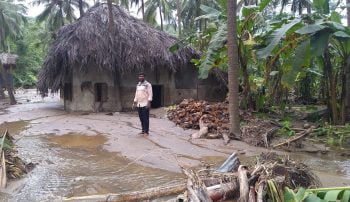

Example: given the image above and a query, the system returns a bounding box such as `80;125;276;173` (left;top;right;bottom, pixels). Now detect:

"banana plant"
257;3;350;123
267;179;350;202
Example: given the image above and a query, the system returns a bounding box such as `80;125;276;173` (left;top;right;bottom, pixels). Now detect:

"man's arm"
147;83;153;108
132;87;137;109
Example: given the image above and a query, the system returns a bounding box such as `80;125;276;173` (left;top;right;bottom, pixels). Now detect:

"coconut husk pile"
167;99;230;134
167;99;279;146
0;131;34;187
179;152;320;202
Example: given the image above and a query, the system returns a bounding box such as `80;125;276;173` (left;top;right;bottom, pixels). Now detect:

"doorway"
151;85;163;108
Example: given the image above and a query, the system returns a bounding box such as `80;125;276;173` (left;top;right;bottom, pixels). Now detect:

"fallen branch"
192;116;209;139
183;168;212;202
272;127;315;149
0;130;8;188
63;182;186;202
207;182;238;201
222;133;230;145
262;127;280;148
257;182;265;202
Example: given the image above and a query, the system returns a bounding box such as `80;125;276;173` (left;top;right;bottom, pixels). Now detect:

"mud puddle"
0;120;29;135
1;132;184;201
46;133;108;149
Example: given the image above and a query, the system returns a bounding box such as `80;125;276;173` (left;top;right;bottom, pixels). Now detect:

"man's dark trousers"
138;107;149;133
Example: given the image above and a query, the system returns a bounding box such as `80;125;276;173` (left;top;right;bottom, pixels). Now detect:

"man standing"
133;73;153;135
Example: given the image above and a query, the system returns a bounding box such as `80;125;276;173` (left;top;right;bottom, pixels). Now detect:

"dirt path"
0;90;266;172
0;90;349;200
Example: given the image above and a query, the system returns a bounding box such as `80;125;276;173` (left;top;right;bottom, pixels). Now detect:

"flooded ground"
0;89;349;201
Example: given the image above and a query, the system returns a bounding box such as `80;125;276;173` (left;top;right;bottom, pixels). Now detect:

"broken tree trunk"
257;182;265;202
192;116;209;139
238;165;249;202
183;168;212;202
216;152;240;173
63;182;186;202
248;186;256;202
207;182;239;201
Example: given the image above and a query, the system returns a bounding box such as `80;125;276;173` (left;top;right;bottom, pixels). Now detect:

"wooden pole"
63;183;186;202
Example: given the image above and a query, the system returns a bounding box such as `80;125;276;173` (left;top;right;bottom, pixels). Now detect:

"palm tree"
279;0;312;14
176;0;181;35
180;0;217;33
131;0;145;19
144;0;174;31
0;0;26;103
33;0;88;31
114;0;130;11
0;0;27;50
227;0;240;136
79;0;84;17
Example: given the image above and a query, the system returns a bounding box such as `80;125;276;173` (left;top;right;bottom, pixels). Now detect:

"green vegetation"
267;180;350;202
0;0;349;127
267;179;350;202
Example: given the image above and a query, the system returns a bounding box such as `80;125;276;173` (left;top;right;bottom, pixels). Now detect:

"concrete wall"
65;67;121;112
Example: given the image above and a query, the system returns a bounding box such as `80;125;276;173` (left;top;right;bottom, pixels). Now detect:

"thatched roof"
37;3;198;94
0;53;18;66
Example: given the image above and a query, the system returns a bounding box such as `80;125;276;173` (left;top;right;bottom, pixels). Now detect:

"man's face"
138;75;145;82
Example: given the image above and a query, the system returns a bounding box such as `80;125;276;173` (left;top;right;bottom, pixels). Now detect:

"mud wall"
65;68;121;112
119;67;197;110
119;65;226;110
64;65;226;112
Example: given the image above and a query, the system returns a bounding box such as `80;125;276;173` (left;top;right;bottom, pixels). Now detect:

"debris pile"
241;118;279;147
167;99;279;146
0;131;34;187
180;152;320;202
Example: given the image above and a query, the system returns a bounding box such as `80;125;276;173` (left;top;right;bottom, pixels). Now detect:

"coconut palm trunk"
158;0;163;31
176;0;181;35
107;0;115;32
1;68;16;105
227;0;240;136
141;0;145;20
346;0;350;122
348;0;350;26
79;0;84;17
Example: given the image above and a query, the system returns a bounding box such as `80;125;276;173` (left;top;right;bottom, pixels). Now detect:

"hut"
37;3;226;112
0;53;18;104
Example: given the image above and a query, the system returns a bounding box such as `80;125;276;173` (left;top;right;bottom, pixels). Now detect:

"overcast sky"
26;0;140;18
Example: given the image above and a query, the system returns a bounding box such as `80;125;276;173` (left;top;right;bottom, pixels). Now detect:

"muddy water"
46;133;108;149
0;120;29;135
2;131;184;201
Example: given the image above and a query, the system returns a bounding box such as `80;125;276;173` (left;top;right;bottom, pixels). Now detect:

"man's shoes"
138;132;145;135
143;132;149;136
